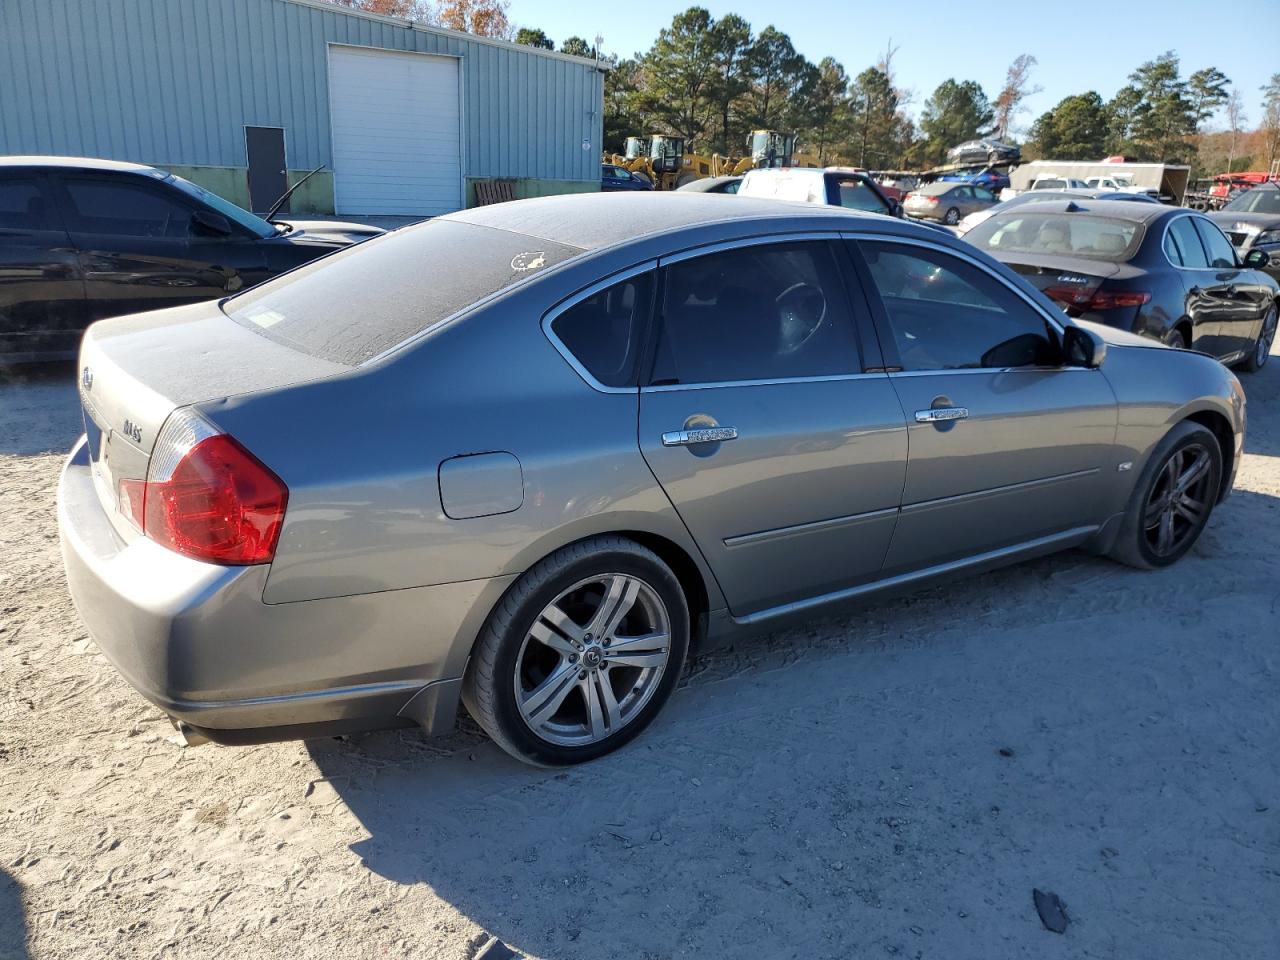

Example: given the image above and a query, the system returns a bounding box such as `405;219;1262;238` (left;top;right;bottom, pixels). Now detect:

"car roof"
918;181;959;194
988;198;1174;224
444;191;929;251
0;155;167;176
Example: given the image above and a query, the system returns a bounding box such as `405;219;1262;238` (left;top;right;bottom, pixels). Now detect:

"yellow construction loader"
608;131;799;190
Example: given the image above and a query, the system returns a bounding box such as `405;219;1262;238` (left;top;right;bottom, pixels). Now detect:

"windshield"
967;212;1143;261
167;175;276;239
1223;187;1280;214
225;219;582;364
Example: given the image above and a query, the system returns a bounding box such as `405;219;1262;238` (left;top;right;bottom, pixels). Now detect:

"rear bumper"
57;437;512;742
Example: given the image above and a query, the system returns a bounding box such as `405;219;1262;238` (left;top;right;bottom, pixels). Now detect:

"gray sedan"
58;193;1245;766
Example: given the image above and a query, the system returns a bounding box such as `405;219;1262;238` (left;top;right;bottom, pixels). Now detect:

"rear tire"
1109;422;1222;570
1238;303;1276;374
943;207;960;225
461;536;689;766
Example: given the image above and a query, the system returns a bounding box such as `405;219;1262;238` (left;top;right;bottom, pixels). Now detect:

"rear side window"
650;241;859;385
549;272;653;388
0;178;52;231
1167;218;1209;268
860;241;1057;371
227;220;582;365
831;178;887;213
1191;218;1238;268
62;176;193;238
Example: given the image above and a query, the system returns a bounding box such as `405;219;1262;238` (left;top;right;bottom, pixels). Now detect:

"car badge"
81;367;93;390
1057;274;1089;285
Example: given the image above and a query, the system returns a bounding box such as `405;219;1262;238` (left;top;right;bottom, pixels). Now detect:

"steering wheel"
774;282;827;354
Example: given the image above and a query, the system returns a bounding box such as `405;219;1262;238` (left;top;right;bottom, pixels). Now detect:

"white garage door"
328;45;462;216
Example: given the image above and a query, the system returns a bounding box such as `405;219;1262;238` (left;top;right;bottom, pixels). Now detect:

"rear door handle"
662;426;738;446
915;407;969;423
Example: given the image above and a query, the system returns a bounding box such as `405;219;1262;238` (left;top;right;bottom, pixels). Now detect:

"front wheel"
1109;422;1222;569
943;206;960;225
462;537;689;766
1238;303;1276;373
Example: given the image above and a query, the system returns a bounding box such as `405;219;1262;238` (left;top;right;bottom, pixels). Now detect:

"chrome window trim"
656;231;841;266
540;260;658;395
1161;211;1240;272
642;372;886;394
1187;213;1244;270
841;231;1067;336
888;365;1095;378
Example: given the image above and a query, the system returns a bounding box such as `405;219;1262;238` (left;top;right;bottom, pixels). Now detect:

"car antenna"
265;165;325;223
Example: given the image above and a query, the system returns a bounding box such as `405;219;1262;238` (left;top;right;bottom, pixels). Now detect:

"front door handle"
662;426;738;446
914;407;969;423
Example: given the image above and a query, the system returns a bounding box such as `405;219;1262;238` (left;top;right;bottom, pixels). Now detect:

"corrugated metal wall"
0;0;604;183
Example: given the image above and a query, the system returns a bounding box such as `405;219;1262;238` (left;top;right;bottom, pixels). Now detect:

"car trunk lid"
76;301;347;535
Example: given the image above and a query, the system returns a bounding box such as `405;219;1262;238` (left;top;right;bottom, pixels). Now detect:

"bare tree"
993;54;1041;140
1225;89;1247;174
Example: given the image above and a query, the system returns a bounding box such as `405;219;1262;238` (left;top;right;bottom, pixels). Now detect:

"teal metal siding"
0;0;603;183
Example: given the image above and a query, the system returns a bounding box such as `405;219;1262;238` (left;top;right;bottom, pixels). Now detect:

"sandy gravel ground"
1;352;1277;960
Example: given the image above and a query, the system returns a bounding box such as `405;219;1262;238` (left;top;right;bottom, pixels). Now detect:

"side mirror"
887;198;903;218
191;209;233;237
1244;247;1271;269
1062;324;1107;369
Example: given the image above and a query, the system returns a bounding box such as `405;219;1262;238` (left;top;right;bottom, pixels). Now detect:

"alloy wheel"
1256;306;1277;368
1143;442;1214;558
514;574;672;747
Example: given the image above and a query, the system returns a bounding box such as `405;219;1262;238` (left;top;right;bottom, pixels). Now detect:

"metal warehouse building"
0;0;605;215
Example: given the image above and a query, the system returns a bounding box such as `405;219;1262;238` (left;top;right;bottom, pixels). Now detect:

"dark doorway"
245;126;288;214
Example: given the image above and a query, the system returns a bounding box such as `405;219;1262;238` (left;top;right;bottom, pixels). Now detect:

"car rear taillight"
119;409;287;565
1086;290;1152;310
1044;285;1151;311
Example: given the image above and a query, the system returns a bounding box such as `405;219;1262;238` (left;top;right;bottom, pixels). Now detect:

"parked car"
738;167;901;216
1208;182;1280;283
0;156;382;362
60;192;1246;766
903;181;998;225
964;198;1278;369
601;163;653;192
871;173;918;202
1031;176;1091;192
947;139;1021;165
955;189;1159;237
676;175;742;194
938;169;1011;195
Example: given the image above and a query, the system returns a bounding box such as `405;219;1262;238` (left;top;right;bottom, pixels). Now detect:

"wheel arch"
1182;408;1236;502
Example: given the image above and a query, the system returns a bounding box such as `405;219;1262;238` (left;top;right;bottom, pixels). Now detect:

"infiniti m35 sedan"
59;193;1245;766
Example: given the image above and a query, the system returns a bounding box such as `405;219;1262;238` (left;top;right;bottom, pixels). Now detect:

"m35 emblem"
121;419;142;444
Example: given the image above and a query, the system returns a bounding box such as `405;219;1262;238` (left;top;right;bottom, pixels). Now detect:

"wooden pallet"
473;179;517;206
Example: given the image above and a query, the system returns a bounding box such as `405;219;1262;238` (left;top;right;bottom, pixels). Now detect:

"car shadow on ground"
0;868;30;960
0;362;81;457
305;488;1280;958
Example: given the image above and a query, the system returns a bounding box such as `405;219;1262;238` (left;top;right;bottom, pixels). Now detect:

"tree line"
329;1;1280;175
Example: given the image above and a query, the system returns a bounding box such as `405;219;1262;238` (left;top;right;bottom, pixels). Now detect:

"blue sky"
514;0;1276;134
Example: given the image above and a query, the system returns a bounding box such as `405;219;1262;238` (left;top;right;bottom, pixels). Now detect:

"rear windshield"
225;220;582;364
1223;187;1280;214
966;212;1143;261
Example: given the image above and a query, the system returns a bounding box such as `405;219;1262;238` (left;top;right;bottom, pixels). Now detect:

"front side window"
1191;217;1238;268
1167;218;1209;268
0;177;51;231
62;176;195;238
651;241;859;385
550;272;653;388
859;241;1058;371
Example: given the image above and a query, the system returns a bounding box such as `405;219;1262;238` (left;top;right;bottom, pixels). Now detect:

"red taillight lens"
140;434;287;565
1043;285;1151;311
1087;290;1152;310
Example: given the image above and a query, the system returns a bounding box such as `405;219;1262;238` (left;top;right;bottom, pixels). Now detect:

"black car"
964;199;1278;371
1208;182;1280;283
600;163;653;192
0;156;383;362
